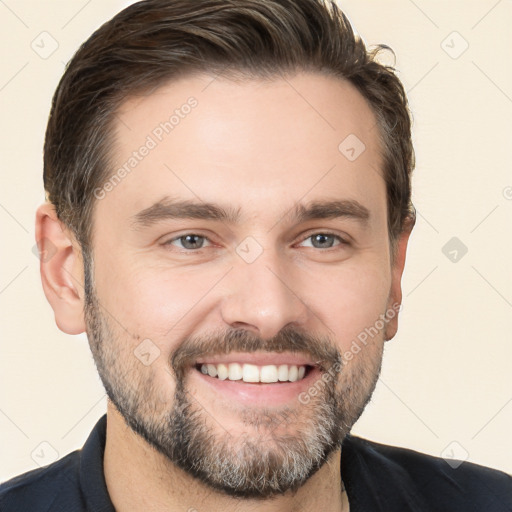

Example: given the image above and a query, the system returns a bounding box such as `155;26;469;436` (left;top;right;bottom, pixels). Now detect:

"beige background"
1;0;511;481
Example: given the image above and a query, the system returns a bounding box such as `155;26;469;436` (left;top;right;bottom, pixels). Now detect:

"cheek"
303;259;392;351
95;258;213;344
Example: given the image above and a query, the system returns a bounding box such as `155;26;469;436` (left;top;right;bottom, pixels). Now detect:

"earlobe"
35;203;86;335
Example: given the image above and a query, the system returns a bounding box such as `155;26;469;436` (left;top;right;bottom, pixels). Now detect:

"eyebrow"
130;196;371;229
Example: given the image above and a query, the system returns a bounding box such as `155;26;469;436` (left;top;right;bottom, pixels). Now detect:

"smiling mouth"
194;362;314;383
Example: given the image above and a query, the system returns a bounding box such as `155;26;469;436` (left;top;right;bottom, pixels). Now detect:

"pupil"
314;234;332;248
184;235;202;249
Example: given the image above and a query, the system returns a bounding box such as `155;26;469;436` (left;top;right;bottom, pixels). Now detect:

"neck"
103;405;349;512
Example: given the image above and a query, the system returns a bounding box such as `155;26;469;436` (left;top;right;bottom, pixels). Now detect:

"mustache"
171;326;342;379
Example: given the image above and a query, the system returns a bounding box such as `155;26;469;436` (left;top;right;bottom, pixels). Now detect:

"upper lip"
194;351;317;367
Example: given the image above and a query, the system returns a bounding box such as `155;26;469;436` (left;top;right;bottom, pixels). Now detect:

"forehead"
97;72;386;231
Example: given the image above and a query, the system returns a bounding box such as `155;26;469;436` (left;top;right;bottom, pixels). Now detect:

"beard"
83;252;384;499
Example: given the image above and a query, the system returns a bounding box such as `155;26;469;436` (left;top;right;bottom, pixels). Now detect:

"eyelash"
163;231;350;252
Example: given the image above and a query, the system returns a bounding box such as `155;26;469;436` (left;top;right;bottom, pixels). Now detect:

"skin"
36;71;413;512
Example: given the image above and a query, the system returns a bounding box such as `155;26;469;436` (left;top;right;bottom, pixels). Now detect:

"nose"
219;247;310;340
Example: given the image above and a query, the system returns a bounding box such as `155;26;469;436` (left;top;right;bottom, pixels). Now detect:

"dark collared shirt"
1;414;511;511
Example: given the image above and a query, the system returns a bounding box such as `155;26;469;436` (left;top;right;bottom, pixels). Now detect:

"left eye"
165;234;211;250
164;232;347;251
298;233;346;249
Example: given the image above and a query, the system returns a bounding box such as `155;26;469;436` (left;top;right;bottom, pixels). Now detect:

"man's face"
84;72;401;498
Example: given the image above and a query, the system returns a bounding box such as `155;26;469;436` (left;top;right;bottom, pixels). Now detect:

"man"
1;0;510;510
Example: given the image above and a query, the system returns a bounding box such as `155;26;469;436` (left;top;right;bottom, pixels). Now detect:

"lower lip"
189;366;322;407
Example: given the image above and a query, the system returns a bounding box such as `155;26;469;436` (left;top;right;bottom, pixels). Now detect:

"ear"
384;213;415;341
35;202;86;335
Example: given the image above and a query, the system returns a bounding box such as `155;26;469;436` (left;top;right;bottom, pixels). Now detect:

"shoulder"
344;435;512;511
0;450;85;512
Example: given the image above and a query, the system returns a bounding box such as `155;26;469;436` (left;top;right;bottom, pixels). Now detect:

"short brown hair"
43;0;415;261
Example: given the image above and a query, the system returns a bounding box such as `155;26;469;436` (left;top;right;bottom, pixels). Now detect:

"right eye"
163;233;213;251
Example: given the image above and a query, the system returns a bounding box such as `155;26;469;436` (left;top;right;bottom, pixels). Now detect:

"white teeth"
242;364;260;383
278;364;289;381
198;362;308;383
260;365;278;383
217;363;228;380
228;363;243;381
207;364;217;378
